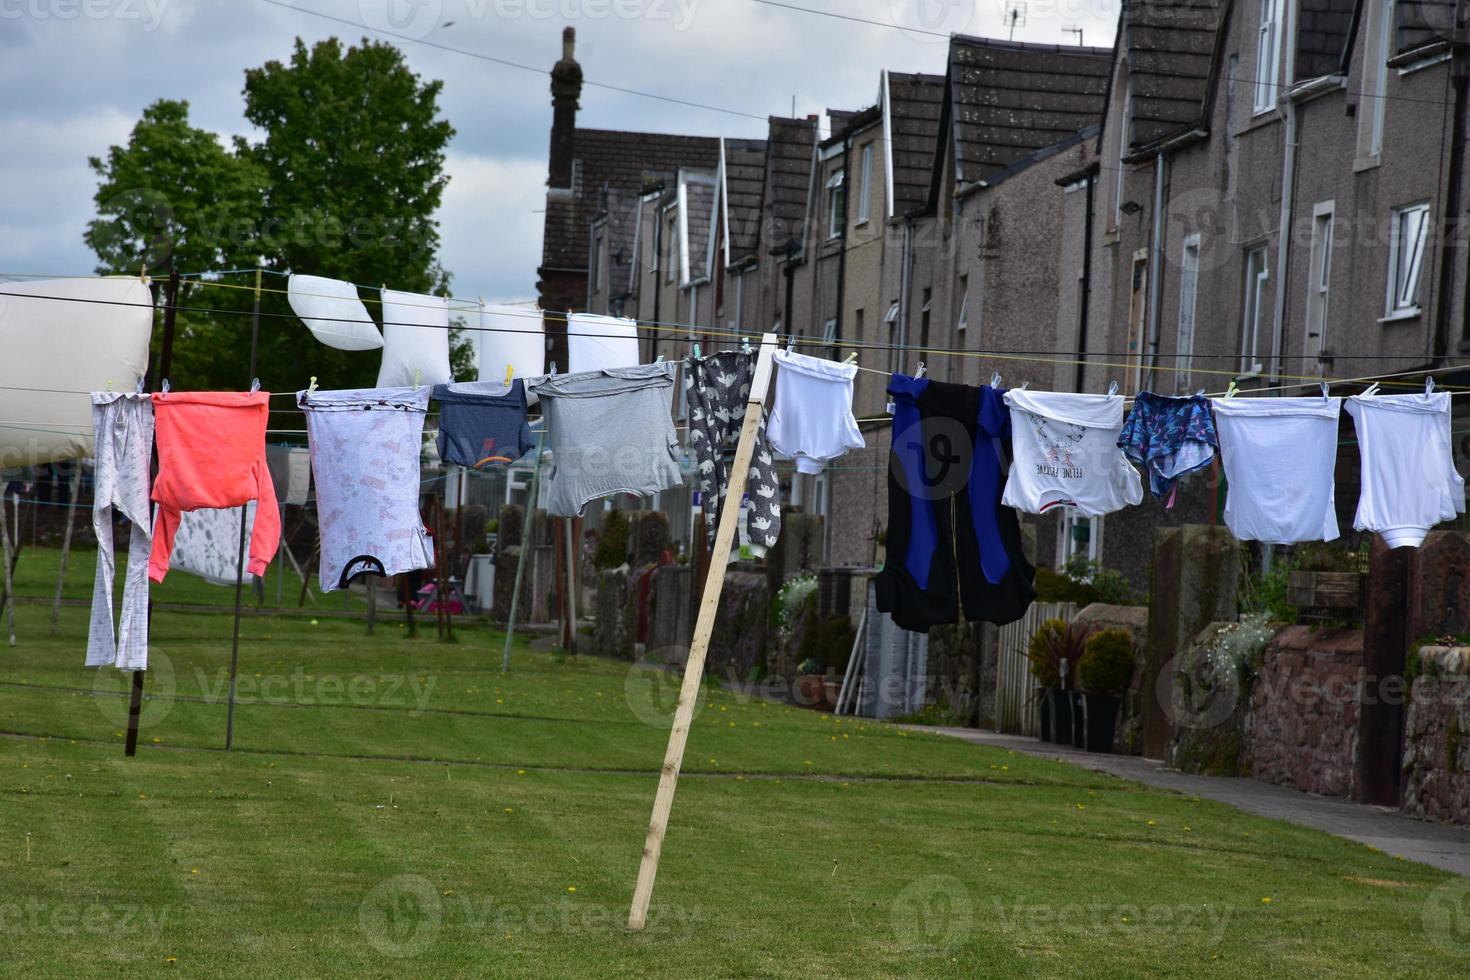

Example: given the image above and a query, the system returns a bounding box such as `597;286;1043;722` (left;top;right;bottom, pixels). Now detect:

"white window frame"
956;275;968;333
1359;0;1393;164
822;317;838;345
1253;0;1282;115
1240;245;1269;374
826;168;846;240
1060;511;1101;565
1386;202;1430;319
1306;202;1334;365
856;143;873;224
1177;233;1200;388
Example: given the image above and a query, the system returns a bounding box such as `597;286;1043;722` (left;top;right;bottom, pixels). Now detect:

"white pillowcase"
377;288;452;388
477;303;544;382
287;274;382;351
567;312;640;373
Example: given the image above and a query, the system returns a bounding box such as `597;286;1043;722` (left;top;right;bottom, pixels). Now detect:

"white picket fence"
994;601;1076;736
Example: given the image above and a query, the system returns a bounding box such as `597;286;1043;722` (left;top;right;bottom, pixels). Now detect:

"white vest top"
1001;390;1142;516
1212;395;1341;544
1345;391;1465;548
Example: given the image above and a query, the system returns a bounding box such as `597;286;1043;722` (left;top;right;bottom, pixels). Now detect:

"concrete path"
917;727;1470;877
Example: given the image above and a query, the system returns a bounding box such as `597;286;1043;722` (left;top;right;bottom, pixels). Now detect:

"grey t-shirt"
527;362;683;517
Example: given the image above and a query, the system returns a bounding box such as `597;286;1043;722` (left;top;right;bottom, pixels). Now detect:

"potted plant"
1076;628;1136;753
796;657;827;708
1027;618;1093;745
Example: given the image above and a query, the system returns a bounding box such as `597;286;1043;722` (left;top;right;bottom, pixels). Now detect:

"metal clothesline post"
501;432;546;673
224;267;261;752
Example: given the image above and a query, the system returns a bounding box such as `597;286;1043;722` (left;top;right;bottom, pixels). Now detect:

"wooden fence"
993;601;1076;736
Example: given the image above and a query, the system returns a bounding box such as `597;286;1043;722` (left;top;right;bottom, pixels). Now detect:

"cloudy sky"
0;0;1121;304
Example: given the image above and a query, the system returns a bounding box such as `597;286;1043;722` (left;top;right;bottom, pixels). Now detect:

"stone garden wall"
1402;647;1470;825
1248;627;1364;798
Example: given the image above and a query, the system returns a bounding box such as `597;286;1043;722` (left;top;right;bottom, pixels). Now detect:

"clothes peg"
990;371;1002;388
655;354;665;363
1362;382;1380;397
1019;381;1030;391
915;361;927;379
504;363;514;385
250;378;261;393
1194;388;1206;397
106;379;113;393
843;352;858;365
693;344;701;359
1107;380;1119;397
1224;380;1238;399
161;379;170;396
549;362;558;376
135;376;145;395
742;337;752;355
1426;376;1436;394
307;376;319;396
139;263;149;286
1321;381;1330;399
413;369;421;391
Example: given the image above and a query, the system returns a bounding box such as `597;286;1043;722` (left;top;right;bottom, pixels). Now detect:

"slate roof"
886;71;945;217
1296;0;1355;79
1397;0;1455;53
945;35;1111;187
1118;0;1223;151
762;116;818;254
722;138;767;262
540;128;719;273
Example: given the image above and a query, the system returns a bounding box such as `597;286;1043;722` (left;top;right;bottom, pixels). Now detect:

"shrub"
1026;618;1093;688
773;574;818;638
595;510;630;569
797;657;823;676
1034;557;1138;606
1077;628;1135;697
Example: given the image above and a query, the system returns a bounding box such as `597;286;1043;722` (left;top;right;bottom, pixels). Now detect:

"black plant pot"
1038;692;1053;742
1070;691;1086;748
1083;693;1121;753
1048;687;1073;745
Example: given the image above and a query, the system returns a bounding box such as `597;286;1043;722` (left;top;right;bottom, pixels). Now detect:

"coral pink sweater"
148;391;280;582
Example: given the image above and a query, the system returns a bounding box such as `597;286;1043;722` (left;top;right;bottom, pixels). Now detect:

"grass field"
2;547;1468;977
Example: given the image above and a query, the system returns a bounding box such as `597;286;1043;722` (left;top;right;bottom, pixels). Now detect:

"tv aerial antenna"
1062;24;1083;45
1003;1;1027;41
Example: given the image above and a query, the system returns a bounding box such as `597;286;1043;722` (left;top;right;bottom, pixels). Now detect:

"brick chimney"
548;26;582;195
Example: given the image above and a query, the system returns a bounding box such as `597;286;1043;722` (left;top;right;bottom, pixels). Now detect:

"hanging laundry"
266;445;311;506
0;276;152;466
377;288;453;388
1345;390;1465;548
298;386;435;591
478;303;544;381
526;362;682;517
1212;396;1342;543
86;392;153;671
170;502;259;586
432;379;536;469
874;376;1035;633
149;391;280;583
1003;389;1143;515
684;349;780;556
287;274;383;351
766;349;865;474
566;312;640;373
1117;391;1219;502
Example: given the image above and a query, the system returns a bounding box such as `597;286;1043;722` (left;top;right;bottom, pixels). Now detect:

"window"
1387;202;1430;318
1126;250;1148;392
919;288;932;354
822;317;838;345
856;143;872;223
1306;204;1334;365
826;168;846;240
1254;0;1282;114
884;300;899;325
1240;245;1269;374
1060;511;1101;565
956;275;968;333
1114;76;1132;226
1358;0;1393;163
1177;235;1199;387
664;212;678;283
592;233;604;291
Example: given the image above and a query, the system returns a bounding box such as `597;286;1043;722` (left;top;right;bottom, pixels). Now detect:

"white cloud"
438;152;546;303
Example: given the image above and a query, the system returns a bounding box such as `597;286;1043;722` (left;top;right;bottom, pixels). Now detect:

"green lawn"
2;547;1466;977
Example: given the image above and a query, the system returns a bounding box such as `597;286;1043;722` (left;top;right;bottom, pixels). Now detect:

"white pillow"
287;274;383;351
0;276;152;464
377;288;452;388
567;312;640;374
476;303;544;382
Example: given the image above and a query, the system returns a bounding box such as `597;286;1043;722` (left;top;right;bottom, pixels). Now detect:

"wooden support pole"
49;466;83;635
627;333;777;931
501;435;545;673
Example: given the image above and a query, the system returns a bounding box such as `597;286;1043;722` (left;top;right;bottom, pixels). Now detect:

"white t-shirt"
1002;390;1142;516
1212;396;1340;544
1345;391;1465;548
767;349;864;475
567;312;640;373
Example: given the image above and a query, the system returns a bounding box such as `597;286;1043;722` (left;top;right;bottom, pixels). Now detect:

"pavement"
917;727;1470;877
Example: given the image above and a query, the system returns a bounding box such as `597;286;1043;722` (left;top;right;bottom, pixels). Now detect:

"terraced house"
542;0;1470;575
